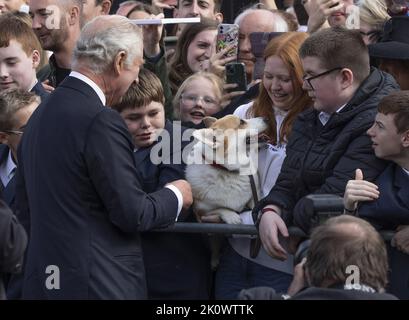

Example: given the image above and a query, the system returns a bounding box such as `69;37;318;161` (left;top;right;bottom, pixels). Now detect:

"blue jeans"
215;243;292;300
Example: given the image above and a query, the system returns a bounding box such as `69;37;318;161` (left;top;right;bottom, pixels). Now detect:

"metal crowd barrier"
152;194;395;241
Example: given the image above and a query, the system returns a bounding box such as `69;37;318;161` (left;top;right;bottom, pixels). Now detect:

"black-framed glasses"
302;67;344;90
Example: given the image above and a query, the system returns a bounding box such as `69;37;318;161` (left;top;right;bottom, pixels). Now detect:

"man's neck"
53;30;80;69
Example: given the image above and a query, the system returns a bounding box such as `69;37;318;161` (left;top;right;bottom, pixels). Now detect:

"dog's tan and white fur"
186;115;267;224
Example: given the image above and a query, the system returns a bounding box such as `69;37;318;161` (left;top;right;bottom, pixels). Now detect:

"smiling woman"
168;18;218;95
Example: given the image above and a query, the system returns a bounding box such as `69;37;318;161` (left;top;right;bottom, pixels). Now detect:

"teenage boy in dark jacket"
254;27;399;260
343;91;409;298
112;69;211;300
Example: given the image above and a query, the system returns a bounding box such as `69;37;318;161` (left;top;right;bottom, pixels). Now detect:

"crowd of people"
0;0;408;300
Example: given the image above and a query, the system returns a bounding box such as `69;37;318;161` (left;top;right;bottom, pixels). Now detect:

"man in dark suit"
16;15;192;300
0;90;40;211
343;90;409;299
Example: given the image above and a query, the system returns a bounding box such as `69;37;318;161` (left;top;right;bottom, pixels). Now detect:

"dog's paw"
220;212;242;224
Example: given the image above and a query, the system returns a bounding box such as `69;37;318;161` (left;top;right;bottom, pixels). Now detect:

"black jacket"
254;68;398;232
0;200;27;300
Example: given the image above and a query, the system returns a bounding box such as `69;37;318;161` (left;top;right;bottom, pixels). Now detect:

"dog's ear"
192;128;221;149
203;117;217;128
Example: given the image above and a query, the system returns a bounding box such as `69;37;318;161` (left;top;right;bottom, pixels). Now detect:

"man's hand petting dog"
259;208;289;261
166;179;193;210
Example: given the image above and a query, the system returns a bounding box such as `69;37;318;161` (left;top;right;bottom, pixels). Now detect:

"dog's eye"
240;119;246;125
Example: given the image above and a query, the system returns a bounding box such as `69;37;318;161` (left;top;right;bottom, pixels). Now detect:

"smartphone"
250;32;284;81
216;23;239;58
226;62;247;92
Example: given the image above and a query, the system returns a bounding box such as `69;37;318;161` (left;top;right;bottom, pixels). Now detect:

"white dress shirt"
319;104;347;126
0;150;17;188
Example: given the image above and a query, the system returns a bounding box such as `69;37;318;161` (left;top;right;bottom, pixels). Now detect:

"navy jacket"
16;76;180;299
135;121;211;299
358;163;409;299
359;164;409;230
31;81;49;102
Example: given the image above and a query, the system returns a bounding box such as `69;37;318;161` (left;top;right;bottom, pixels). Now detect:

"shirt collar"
6;150;16;178
319;104;347;126
69;71;106;106
0;149;17;187
403;167;409;177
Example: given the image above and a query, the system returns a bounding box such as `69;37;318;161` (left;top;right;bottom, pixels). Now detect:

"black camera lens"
294;239;310;266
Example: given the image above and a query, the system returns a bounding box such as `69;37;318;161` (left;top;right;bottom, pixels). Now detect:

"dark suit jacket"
135;121;211;299
359;163;409;299
0;145;16;212
359;164;409;230
31;81;49;102
16;76;180;299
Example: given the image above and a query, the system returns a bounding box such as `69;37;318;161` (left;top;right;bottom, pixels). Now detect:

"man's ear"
114;51;127;75
340;68;354;89
402;129;409;148
215;12;223;23
203;116;217;128
100;0;112;15
0;132;10;146
68;5;81;26
31;50;40;69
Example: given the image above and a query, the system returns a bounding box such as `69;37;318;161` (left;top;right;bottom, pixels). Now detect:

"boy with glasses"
254;27;399;261
0;89;39;209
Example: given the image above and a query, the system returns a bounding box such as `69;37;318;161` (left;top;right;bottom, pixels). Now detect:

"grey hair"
72;15;143;74
234;8;289;32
